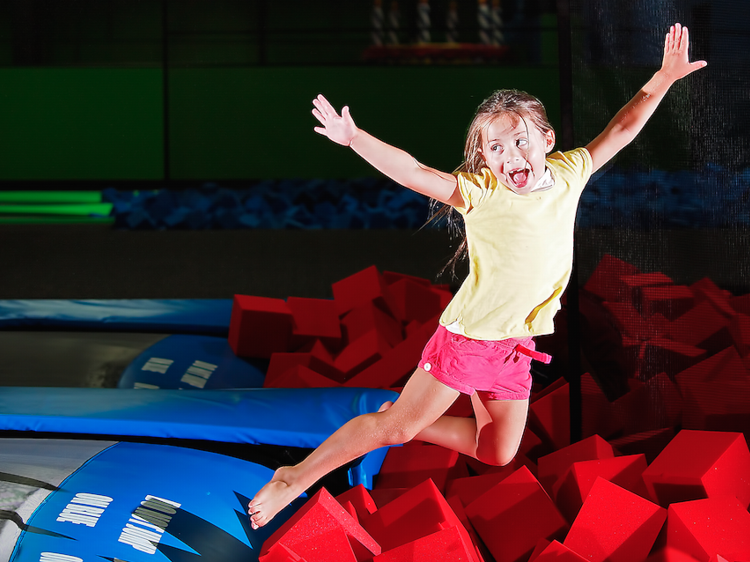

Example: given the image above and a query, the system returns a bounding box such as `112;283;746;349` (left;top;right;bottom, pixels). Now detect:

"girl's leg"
248;367;459;529
412;392;529;466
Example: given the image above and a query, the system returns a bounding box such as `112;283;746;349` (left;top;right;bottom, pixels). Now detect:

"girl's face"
478;114;555;195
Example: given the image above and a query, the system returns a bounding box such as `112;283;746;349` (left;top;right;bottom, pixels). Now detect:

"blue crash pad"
0;299;232;334
117;334;266;389
0;387;399;488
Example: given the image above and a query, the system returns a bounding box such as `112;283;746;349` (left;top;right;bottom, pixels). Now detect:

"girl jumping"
248;23;706;530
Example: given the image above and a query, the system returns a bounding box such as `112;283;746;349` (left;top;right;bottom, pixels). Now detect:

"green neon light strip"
0;191;103;204
0;216;114;224
0;203;113;216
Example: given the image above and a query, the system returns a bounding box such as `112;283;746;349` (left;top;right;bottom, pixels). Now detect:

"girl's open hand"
661;23;707;82
312;94;357;146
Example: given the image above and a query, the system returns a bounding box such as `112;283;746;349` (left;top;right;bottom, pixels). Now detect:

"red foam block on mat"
229;295;293;358
341;302;403;348
344;314;440;389
260;487;381;562
564;477;666;562
334;330;393;380
665;496;750;562
387;278;443;324
267;364;342;389
465;466;568;562
536;434;615;495
362;478;478;562
332;265;396;317
641;429;750;508
287;296;342;349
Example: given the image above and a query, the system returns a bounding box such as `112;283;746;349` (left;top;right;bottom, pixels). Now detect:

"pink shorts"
418;325;550;400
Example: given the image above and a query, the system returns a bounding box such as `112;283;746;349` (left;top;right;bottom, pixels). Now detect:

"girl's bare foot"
247;466;305;530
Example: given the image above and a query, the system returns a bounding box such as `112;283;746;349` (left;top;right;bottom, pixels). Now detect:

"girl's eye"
517;138;528;147
491;144;502;152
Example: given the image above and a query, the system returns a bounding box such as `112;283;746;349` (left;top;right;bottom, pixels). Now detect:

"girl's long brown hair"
430;89;555;277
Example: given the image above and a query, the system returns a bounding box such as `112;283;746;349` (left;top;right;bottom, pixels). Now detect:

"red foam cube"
641;429;750;508
679;379;750;435
228;295;293;358
376;525;477;562
332;265;396;317
335;484;378;522
665;496;750;562
636;337;706;380
536;434;615;495
387;278;443;324
612;373;683;435
333;330;393;380
640;284;695;320
581;373;623;440
465;466;568;562
362;479;479;562
690;277;736;319
260;487;381;562
619;272;674;307
608;427;676;464
528;381;570;451
553;454;649;523
375;444;465;494
287;296;342;349
564;477;666;562
583;254;641;302
531;540;588;561
646;547;702;562
729;313;750;355
667;300;731;352
268;364;342;389
372;525;476;562
341;302;403;348
344;314;440;389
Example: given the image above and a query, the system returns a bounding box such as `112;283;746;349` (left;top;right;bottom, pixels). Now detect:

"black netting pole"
556;0;582;443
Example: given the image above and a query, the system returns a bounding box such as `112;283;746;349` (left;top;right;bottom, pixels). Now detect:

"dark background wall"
0;0;560;181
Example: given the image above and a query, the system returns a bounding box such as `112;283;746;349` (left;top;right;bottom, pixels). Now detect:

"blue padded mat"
0;299;232;334
0;387;399;488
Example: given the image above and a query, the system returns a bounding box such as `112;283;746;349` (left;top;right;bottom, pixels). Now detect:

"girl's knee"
477;440;520;467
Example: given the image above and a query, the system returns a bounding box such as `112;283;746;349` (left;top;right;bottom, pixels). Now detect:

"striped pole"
446;0;459;43
491;0;504;45
417;0;431;44
387;0;400;45
478;0;492;45
371;0;385;46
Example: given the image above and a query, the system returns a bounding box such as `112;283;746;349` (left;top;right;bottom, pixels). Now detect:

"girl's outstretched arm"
312;94;463;207
586;23;707;173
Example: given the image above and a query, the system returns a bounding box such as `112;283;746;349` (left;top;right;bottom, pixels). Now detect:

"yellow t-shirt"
439;147;593;341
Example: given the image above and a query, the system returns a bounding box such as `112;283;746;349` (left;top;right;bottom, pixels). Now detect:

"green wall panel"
168;66;560;180
0;68;163;180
